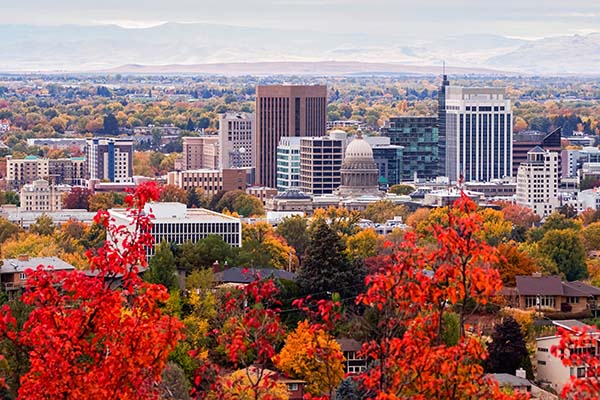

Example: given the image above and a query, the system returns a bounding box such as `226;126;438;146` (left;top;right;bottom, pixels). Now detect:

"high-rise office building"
438;74;450;176
182;136;220;170
86;138;133;183
381;116;438;181
513;128;561;177
219;112;254;169
255;85;327;188
276;137;301;192
516;147;559;218
299;134;344;195
443;86;513;182
372;144;404;188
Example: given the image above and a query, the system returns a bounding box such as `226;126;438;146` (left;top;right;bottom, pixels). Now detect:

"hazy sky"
3;0;600;38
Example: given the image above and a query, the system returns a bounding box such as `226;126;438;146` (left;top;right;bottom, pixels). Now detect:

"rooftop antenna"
443;60;445;76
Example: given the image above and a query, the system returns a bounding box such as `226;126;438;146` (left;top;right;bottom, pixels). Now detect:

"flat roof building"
108;202;242;257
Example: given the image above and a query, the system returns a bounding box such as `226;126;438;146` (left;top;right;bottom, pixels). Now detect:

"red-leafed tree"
0;182;184;400
191;276;286;400
552;326;600;399
353;195;528;399
62;186;92;210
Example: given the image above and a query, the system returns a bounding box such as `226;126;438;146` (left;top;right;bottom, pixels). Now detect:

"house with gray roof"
0;255;76;293
504;273;600;314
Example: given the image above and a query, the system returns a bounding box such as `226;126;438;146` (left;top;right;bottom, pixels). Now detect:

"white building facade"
108;202;242;257
276;137;301;192
516;146;559;218
19;179;71;212
219;112;254;169
444;86;513;182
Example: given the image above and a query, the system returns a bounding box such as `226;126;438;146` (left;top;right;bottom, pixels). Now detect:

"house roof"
515;275;563;296
566;281;600;296
214;267;296;284
337;338;362;352
563;282;594;298
488;373;531;388
0;257;76;274
552;320;598;333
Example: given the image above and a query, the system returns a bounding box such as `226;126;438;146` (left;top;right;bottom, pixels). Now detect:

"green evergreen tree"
144;240;178;290
102;113;119;134
486;317;530;376
187;187;201;209
296;218;365;300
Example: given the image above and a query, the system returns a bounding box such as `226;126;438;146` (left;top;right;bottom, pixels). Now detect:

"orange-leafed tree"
275;320;345;396
354;194;528;399
0;182;184;400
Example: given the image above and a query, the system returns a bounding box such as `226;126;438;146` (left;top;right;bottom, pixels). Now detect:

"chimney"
532;272;542;278
515;368;526;379
212;260;220;273
17;254;29;262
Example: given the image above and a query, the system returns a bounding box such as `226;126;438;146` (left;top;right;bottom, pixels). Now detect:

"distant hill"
105;61;510;76
0;23;597;75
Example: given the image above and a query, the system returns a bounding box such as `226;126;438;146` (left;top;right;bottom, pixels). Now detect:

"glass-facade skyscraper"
381;116;439;181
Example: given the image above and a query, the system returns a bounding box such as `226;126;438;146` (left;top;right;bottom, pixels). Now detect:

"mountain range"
0;23;598;75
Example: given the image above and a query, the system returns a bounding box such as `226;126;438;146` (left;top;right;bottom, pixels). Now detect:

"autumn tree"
63;186;92;210
29;214;55;236
238;223;297;270
276;215;309;264
538;228;588;281
0;182;184;399
88;191;126;212
275;320;344;396
160;184;188;203
388;184;415;196
486;317;529;376
345;228;384;262
355;195;526;399
494;242;540;286
0;218;20;244
361;200;407;224
197;278;285;400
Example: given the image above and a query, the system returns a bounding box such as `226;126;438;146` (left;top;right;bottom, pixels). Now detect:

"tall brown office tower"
255;85;327;188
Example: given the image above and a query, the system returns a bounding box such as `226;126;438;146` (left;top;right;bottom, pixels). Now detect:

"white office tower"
276;137;301;192
219;112;254;169
444;86;512;182
516;147;559;218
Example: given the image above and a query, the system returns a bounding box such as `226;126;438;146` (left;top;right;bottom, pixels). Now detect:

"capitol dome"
344;136;373;160
335;135;382;198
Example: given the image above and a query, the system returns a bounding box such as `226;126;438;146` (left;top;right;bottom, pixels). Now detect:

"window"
538;360;546;365
287;383;299;392
537;347;548;353
567;296;579;304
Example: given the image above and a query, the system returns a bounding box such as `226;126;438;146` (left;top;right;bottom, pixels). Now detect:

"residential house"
337;338;367;374
536;320;600;393
0;255;76;296
504;274;600;314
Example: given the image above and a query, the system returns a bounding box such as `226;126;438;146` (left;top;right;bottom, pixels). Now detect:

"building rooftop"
110;202;240;224
214;267;296;284
0;256;76;274
488;373;531;388
515;275;563;296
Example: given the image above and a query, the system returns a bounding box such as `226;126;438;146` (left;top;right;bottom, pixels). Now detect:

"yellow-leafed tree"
275;320;345;396
216;368;289;400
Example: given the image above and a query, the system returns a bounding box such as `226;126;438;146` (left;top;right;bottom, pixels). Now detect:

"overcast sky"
3;0;600;38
